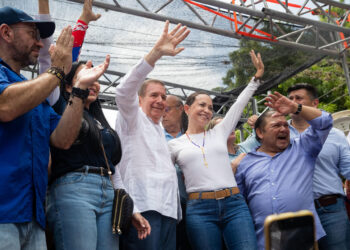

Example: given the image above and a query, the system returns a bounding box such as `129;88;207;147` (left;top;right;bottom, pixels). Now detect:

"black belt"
314;194;343;209
73;167;109;176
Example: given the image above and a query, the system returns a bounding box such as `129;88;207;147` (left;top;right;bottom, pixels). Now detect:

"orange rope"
184;0;276;41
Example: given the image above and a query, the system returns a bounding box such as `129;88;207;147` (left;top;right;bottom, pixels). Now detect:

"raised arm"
50;55;110;149
144;20;190;66
265;91;322;120
37;0;61;106
72;0;101;62
38;0;52;74
0;26;73;122
216;50;264;138
266;91;332;157
115;21;190;126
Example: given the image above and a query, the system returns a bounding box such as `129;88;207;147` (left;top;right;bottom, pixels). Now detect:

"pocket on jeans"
52;172;86;188
186;198;202;207
319;199;344;213
232;193;244;201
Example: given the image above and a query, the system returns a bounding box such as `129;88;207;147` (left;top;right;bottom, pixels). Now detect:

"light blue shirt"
165;130;187;204
289;122;350;199
229;131;260;161
236;111;332;250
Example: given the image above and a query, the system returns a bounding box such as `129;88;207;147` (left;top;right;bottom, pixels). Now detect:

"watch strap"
47;67;65;82
294;103;302;115
71;87;89;101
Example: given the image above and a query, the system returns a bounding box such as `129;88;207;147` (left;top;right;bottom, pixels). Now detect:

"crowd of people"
0;1;349;250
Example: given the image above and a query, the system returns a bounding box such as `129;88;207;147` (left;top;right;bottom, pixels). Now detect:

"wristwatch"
71;87;89;101
294;103;302;115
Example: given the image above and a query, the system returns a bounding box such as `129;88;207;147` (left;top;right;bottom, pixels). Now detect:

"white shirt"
36;14;60;106
114;58;179;220
168;80;260;193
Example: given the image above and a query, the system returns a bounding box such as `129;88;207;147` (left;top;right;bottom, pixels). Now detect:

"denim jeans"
186;193;257;250
0;220;46;250
123;210;176;250
316;197;350;250
46;167;119;250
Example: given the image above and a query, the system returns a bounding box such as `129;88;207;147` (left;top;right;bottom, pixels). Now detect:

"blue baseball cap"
0;6;55;39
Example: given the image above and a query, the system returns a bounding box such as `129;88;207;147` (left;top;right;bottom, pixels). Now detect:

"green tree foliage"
221;35;350;114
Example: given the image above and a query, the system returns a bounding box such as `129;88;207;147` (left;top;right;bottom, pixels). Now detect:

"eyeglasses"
165;105;181;113
11;26;41;41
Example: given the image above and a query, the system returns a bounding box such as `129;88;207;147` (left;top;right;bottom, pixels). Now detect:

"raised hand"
265;91;298;116
38;0;50;14
74;55;110;89
132;213;151;240
49;26;74;74
145;20;191;66
247;114;258;129
231;153;246;174
250;50;264;79
80;0;101;24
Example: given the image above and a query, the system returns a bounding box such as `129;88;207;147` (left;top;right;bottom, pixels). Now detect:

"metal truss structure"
22;0;350;135
22;64;256;114
22;62;256;139
67;0;350;57
63;0;350;103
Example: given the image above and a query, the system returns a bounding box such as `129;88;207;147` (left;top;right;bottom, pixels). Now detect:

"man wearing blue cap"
0;6;110;250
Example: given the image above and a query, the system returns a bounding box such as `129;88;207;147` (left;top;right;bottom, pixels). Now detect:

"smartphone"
264;210;318;250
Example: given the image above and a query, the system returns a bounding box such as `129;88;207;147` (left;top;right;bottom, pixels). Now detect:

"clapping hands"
74;55;110;89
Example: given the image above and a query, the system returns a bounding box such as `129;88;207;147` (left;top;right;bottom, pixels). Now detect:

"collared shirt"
239;130;260;153
229;131;260;161
236;111;332;250
165;130;182;141
165;130;187;204
0;59;60;228
289;121;350;199
114;58;179;220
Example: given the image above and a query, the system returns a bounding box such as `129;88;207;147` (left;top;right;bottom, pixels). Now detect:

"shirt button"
272;197;276;200
271;183;275;186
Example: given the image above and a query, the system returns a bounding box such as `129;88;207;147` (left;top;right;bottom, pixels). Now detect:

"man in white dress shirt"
114;21;190;250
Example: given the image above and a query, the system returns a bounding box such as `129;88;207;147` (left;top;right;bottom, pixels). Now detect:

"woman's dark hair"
61;61;121;165
181;91;210;132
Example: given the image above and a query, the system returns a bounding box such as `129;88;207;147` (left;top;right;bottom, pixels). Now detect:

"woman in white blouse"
168;50;264;250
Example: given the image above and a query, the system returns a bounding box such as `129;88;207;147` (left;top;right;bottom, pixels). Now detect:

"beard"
11;39;39;68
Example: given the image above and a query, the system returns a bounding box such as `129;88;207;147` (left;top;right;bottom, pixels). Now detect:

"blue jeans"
186;193;257;250
123;210;176;250
0;220;46;250
46;167;119;250
316;197;350;250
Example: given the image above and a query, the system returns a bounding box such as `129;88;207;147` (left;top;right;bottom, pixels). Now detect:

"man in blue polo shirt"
0;7;110;250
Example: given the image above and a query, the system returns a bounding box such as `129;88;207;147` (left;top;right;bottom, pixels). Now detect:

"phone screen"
268;215;315;250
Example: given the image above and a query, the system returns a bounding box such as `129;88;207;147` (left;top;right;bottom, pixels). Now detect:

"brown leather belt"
314;194;343;209
73;167;109;176
188;187;240;200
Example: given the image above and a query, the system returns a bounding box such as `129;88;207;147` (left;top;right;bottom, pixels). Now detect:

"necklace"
185;131;208;167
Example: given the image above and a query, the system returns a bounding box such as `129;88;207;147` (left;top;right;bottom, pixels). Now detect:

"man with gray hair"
115;21;190;250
